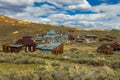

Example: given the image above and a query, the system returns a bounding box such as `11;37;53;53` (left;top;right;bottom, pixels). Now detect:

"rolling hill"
0;15;120;44
0;15;77;43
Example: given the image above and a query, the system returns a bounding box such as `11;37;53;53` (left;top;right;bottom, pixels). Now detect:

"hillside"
0;15;120;80
0;15;75;43
0;15;120;46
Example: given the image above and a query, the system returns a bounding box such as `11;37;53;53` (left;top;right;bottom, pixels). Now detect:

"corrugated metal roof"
46;30;57;35
36;42;61;50
35;37;43;41
86;34;97;38
10;45;23;48
41;30;69;40
86;34;96;36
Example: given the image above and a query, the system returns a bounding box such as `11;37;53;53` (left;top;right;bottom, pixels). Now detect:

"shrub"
51;61;60;67
108;61;120;69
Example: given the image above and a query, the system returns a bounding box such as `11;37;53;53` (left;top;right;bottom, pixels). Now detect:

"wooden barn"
3;43;23;53
85;34;97;43
16;36;36;52
97;42;120;55
36;42;64;55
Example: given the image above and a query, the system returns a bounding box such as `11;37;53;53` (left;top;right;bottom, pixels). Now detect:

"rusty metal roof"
18;39;36;46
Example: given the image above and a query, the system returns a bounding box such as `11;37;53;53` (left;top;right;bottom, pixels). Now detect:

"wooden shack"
97;44;114;55
99;37;113;42
105;35;116;39
69;34;75;40
109;42;120;51
36;42;64;55
85;34;97;43
16;36;36;52
99;35;116;42
3;43;23;53
76;36;85;43
10;45;23;53
3;43;11;52
97;42;120;55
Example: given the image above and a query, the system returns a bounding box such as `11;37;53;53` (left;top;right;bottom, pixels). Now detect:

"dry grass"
0;15;120;80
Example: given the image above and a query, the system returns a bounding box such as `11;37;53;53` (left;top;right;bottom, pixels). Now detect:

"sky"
0;0;120;29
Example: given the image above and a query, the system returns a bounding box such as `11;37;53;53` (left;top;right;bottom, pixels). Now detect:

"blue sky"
0;0;120;29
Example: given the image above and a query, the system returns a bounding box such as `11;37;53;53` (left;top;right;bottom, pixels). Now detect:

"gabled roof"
17;38;36;46
46;30;57;35
35;37;43;41
98;44;112;49
98;43;120;50
23;36;32;39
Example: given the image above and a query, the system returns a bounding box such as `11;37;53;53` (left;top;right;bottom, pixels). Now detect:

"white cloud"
0;0;34;5
36;0;91;10
67;0;91;10
0;0;120;29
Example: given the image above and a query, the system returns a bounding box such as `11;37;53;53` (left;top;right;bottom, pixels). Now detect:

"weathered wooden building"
3;43;11;53
68;34;75;40
76;36;85;43
99;37;113;42
16;36;36;52
10;45;23;53
3;43;23;53
99;35;116;42
41;30;69;42
85;34;97;43
97;42;120;54
105;35;116;39
36;42;64;55
97;44;114;55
